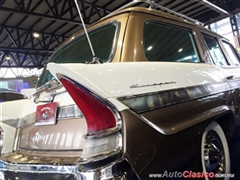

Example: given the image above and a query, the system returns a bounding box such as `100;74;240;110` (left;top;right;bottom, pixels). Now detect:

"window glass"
53;23;117;64
37;22;118;88
144;22;200;63
222;41;240;66
202;35;229;66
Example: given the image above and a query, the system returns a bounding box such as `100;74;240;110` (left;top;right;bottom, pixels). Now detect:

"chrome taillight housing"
0;126;4;153
81;132;122;162
58;76;122;163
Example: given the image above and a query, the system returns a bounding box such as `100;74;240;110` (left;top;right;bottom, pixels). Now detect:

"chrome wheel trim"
204;131;225;173
201;121;230;180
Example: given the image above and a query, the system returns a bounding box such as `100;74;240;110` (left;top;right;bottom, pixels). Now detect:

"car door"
221;40;240;125
201;33;240;124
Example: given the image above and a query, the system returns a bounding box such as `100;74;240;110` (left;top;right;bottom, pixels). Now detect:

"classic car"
1;0;240;179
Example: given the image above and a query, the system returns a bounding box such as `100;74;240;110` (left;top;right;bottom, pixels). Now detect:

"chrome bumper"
0;158;129;180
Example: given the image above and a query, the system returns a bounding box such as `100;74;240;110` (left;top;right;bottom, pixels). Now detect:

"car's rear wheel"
201;121;230;180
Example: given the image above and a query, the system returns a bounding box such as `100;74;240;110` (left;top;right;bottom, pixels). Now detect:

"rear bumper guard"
0;159;79;174
0;158;132;180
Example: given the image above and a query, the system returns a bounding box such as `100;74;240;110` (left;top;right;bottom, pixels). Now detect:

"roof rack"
110;0;204;26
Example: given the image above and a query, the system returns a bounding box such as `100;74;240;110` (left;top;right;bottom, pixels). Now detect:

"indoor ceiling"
0;0;240;68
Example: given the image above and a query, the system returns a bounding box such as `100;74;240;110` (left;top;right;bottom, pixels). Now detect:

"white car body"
48;62;229;110
0;99;36;154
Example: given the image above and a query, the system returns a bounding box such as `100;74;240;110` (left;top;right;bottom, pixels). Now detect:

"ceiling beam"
0;24;67;52
0;7;83;25
0;51;49;68
0;47;53;53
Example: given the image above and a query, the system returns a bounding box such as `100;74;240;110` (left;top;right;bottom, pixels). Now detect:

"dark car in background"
0;88;27;103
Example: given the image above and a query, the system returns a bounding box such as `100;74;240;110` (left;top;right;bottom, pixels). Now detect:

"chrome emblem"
42;111;49;120
130;81;176;88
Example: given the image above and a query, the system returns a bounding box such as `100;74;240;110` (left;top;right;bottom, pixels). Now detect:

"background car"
0;88;36;154
0;88;27;103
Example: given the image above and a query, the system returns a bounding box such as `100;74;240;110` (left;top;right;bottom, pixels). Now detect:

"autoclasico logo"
148;171;235;178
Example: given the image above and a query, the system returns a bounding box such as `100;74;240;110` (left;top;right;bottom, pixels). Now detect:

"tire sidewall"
201;121;230;180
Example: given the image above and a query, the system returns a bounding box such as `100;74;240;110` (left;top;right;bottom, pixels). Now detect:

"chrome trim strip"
0;126;4;153
130;81;176;88
80;133;122;164
108;0;204;25
228;79;240;89
0;159;79;175
118;82;230;113
80;159;126;180
0;158;127;180
19;147;83;152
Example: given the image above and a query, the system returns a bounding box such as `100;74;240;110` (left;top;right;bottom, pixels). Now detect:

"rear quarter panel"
19;92;87;157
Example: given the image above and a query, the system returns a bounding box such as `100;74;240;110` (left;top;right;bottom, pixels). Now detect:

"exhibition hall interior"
1;0;240;179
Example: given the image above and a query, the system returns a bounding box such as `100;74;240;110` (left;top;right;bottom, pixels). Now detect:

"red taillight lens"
59;78;116;133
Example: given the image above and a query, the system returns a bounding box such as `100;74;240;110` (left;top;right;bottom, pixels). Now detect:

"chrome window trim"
51;20;121;63
201;33;230;66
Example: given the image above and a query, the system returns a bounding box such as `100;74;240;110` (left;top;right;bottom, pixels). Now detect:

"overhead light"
147;46;153;51
178;48;183;52
33;32;40;38
71;36;75;40
6;56;10;60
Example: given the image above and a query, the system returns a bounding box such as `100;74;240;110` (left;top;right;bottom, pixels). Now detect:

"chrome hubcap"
204;131;225;174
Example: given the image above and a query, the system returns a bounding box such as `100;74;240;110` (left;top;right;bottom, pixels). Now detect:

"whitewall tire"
201;121;230;180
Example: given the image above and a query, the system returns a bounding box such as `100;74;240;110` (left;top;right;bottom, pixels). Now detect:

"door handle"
226;75;234;80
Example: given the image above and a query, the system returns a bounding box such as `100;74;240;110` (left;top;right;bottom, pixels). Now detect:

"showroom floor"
229;126;240;179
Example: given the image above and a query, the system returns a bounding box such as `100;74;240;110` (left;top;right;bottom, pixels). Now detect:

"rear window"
37;22;119;88
52;22;118;64
144;22;200;63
